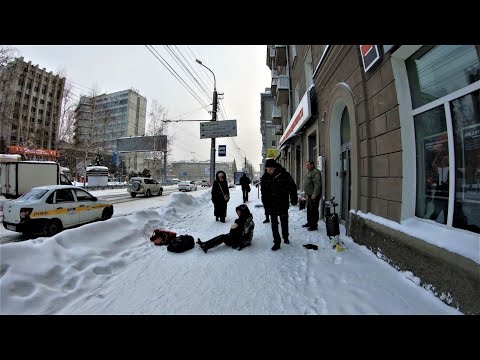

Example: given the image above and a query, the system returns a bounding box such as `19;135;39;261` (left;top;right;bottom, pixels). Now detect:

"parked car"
201;180;210;187
127;177;163;197
2;185;114;236
178;181;197;192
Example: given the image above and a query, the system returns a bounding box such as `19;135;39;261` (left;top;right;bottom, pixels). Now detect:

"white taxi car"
2;185;114;236
178;181;197;192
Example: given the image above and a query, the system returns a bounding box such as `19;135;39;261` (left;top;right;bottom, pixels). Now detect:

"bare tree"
73;84;102;176
55;67;78;146
0;46;18;67
0;46;20;152
145;99;174;179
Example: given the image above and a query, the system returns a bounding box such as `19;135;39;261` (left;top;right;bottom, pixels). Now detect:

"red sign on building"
8;145;59;158
360;45;381;72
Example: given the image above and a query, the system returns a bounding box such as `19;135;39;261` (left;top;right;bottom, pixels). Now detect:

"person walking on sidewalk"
303;160;322;231
211;170;230;223
264;159;298;251
260;169;273;223
239;173;251;203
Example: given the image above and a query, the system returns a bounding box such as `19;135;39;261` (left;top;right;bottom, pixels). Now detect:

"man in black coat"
264;159;298;251
260;169;272;223
239;173;251;203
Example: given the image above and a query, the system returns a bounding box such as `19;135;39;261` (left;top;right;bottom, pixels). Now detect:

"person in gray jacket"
303;160;322;231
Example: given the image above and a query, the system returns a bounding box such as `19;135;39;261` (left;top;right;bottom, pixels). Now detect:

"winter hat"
265;159;277;168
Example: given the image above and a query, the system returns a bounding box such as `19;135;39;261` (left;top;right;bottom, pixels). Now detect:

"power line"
144;45;210;110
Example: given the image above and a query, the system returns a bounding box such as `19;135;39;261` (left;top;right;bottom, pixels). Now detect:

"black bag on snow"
167;235;195;253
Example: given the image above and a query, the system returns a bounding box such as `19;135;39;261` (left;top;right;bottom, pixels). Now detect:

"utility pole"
196;59;217;187
211;88;217;186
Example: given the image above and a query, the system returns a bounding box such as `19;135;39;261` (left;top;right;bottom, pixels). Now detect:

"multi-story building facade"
266;45;480;314
170;160;237;182
260;88;278;173
0;57;65;158
73;89;147;174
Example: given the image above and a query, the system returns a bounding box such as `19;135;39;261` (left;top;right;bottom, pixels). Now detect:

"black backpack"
167;235;195;253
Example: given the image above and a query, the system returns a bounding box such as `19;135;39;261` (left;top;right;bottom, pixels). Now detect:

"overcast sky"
13;45;271;172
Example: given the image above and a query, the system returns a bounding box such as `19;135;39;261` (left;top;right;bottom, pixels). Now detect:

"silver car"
178;181;197;192
127;177;163;197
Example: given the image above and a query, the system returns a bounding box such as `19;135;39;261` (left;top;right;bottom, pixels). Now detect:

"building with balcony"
0;57;65;158
260;88;277;172
265;44;480;314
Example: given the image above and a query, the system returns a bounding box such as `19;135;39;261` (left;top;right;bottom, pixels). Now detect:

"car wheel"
158;188;163;196
146;189;151;197
131;193;137;198
132;181;141;191
45;219;63;237
101;206;113;221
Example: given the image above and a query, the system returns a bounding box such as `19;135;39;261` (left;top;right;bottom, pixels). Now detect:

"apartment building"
266;44;480;314
73;89;147;173
0;57;65;159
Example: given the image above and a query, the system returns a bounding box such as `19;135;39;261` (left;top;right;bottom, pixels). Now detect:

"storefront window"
451;90;480;233
406;45;480;109
407;44;480;234
414;106;449;224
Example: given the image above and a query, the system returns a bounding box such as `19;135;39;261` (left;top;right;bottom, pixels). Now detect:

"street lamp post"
196;59;217;187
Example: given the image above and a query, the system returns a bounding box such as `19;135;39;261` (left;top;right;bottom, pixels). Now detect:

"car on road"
201;180;210;187
127;177;163;197
178;181;197;192
2;185;114;236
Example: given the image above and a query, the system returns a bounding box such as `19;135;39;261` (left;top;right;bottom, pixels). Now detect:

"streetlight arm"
196;59;216;90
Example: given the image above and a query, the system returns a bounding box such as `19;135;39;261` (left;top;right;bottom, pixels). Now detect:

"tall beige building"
0;57;65;157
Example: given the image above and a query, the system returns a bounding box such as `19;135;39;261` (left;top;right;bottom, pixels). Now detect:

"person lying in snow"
197;204;254;253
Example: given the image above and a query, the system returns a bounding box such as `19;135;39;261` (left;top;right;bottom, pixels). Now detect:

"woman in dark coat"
197;204;254;253
211;170;230;222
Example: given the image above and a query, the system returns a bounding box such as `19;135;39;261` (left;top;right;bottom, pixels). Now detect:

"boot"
220;217;225;223
271;243;280;251
302;223;310;228
263;218;270;223
202;235;225;253
284;239;290;244
215;217;219;221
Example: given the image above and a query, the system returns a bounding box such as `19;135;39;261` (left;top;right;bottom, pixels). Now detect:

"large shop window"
408;45;480;234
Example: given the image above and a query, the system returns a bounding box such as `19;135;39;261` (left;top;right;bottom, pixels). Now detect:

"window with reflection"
451;90;480;233
414;106;448;224
407;45;480;234
406;45;480;109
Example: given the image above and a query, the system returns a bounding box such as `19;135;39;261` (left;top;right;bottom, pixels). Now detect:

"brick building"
266;45;480;314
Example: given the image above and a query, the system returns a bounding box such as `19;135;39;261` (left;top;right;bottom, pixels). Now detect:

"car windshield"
18;189;49;200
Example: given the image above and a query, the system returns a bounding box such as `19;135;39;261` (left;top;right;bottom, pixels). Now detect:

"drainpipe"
286;45;293;173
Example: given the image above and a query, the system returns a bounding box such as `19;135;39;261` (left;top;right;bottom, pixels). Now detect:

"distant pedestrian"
239;173;251;203
263;159;298;251
211;171;230;223
260;169;273;223
302;160;322;231
197;204;254;253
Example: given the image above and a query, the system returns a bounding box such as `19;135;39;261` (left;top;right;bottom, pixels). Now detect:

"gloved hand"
230;223;238;230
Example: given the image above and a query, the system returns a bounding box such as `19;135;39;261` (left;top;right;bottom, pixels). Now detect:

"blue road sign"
218;145;226;156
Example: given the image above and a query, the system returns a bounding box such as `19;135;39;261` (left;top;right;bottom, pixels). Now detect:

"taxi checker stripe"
30;204;111;218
